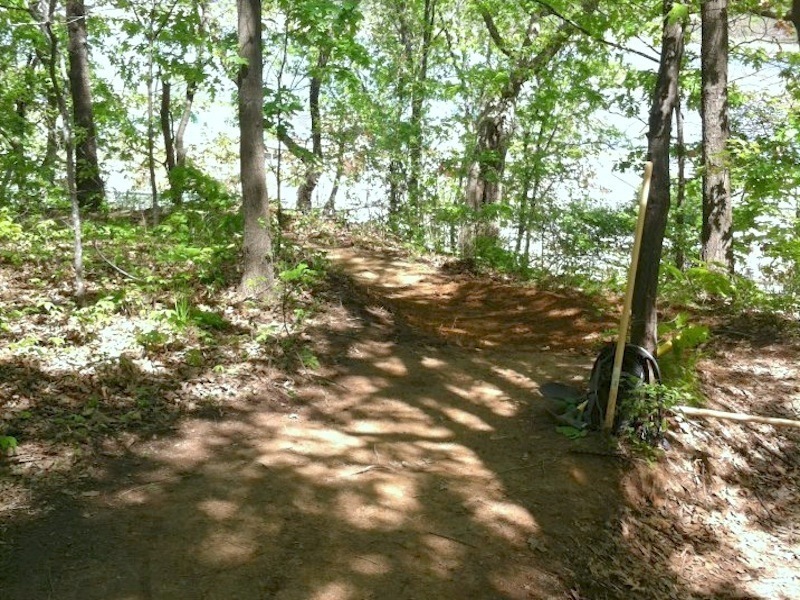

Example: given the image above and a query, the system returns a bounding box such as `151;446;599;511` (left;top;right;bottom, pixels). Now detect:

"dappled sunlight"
420;534;468;577
199;530;259;566
349;553;392;576
198;498;241;521
444;382;519;417
334;475;421;530
373;355;409;376
348;417;454;438
309;580;357;600
470;499;539;544
421;398;495;432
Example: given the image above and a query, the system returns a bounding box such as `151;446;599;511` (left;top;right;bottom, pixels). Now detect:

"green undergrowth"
0;204;332;479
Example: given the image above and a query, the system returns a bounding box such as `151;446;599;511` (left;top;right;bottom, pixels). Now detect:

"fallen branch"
425;530;478;549
92;240;144;282
672;405;800;429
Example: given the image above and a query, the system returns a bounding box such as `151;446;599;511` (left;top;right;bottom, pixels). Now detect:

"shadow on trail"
0;262;780;599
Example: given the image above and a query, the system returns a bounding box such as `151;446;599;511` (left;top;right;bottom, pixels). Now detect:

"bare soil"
1;242;798;599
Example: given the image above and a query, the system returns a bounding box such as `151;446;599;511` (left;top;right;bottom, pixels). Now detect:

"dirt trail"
0;246;709;599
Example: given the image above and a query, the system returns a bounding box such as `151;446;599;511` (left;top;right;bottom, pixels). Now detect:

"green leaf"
667;3;689;25
555;426;587;439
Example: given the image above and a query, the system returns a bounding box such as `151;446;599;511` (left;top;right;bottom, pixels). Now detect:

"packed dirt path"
4;245;770;599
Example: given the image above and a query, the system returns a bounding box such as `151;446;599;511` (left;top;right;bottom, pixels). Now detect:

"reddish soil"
1;243;798;599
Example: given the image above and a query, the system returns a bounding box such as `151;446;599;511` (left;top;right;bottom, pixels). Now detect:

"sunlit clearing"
199;531;256;566
198;498;239;520
310;580;356;600
350;554;392;576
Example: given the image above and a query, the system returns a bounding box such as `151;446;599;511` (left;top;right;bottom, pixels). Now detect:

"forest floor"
1;227;799;599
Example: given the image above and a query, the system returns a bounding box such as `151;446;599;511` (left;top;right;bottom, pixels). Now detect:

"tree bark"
44;15;84;298
66;0;104;212
238;0;274;296
700;0;733;271
296;47;330;213
175;80;197;169
630;1;685;353
160;77;176;174
674;95;686;271
407;0;436;225
461;8;579;256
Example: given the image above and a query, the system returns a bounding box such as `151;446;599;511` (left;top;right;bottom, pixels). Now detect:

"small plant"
0;435;18;455
168;296;192;329
657;313;709;405
279;262;319;333
136;329;170;351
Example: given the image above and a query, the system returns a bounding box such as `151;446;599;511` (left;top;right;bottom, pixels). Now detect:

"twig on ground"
92;240;144;282
425;530;479;549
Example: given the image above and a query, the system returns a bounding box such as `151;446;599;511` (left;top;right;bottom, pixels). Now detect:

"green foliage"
617;383;683;457
660;263;770;311
0;435;18;455
666;3;690;25
657;313;709;405
280;262;317;285
0;208;24;241
555;425;587;440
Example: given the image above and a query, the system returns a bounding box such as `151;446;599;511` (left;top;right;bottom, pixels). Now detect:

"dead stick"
92;240;144;281
672;406;800;429
426;531;479;549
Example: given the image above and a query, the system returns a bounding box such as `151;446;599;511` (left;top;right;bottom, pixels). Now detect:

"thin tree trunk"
700;0;733;271
674;95;686;270
66;0;104;212
175;80;197;168
146;40;159;225
325;158;343;216
238;0;274;296
44;16;84;298
160;77;175;174
296;47;330;213
407;0;436;228
630;0;685;353
515;133;534;256
460;8;580;257
41;88;59;177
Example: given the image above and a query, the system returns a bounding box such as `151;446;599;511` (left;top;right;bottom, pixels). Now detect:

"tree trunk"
44;17;84;298
146;68;159;224
160;76;176;173
674;95;686;271
459;98;513;255
296;47;330;213
700;0;733;271
460;8;580;257
176;80;197;169
630;0;685;353
407;0;436;227
66;0;104;212
238;0;274;296
325;154;344;217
